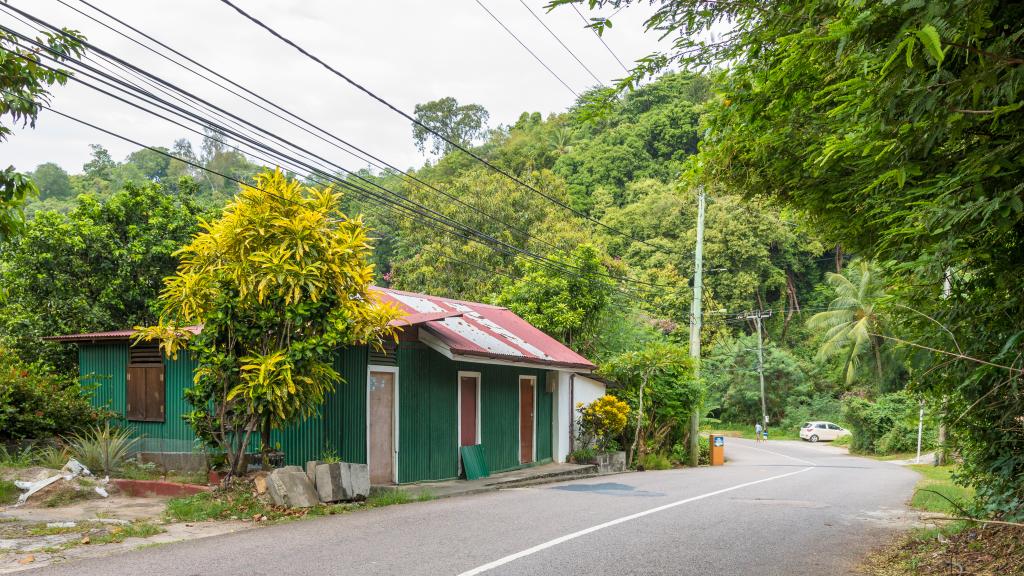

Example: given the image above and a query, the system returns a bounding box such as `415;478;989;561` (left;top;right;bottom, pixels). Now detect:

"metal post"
687;188;705;467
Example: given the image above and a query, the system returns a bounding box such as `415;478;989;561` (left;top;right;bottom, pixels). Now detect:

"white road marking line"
731;440;818;466
456;466;815;576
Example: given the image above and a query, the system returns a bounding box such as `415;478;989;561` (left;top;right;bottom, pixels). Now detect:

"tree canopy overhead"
0;26;84;240
554;0;1024;518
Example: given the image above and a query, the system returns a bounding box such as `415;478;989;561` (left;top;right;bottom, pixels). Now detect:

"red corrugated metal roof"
44;288;596;371
373;287;595;371
43;325;202;342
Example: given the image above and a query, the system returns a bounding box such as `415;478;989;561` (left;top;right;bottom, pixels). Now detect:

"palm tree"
807;260;888;384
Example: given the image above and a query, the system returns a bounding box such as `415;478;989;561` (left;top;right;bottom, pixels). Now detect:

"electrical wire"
60;0;567;257
215;0;687;260
474;0;579;97
570;3;628;72
0;17;668;303
516;0;603;85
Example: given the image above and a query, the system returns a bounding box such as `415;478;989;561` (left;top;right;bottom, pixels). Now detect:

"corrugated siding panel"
80;341;127;414
536;371;554;461
134;351;199;452
396;344;458;483
275;410;323;466
468;363;550;474
80;343;199;452
332;346;368;464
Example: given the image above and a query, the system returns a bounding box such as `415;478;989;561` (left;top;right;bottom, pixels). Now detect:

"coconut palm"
807;260;888;384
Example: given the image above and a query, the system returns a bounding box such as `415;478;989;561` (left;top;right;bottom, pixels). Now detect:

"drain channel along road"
27;439;919;576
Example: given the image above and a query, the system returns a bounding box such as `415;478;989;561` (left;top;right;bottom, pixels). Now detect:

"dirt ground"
0;466;250;573
863;522;1024;575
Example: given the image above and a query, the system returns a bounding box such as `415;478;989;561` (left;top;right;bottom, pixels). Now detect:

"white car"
799;421;850;443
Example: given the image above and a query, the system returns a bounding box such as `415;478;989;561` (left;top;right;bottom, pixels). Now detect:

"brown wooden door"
520;378;534;464
460;376;478;446
369;371;395;485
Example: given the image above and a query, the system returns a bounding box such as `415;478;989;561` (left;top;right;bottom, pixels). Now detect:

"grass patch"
366;489;412;508
41;486;91;508
165;487;285;523
91;522;164;544
0;478;20;505
909;464;974;515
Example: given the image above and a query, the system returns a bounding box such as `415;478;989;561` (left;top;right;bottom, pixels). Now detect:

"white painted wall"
554;371;571;463
574;374;606;409
553;372;607;463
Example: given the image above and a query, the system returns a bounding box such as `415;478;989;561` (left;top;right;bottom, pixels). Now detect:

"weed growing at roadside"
0;479;19;504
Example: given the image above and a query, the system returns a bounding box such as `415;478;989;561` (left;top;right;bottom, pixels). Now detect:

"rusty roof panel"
373;287;595;371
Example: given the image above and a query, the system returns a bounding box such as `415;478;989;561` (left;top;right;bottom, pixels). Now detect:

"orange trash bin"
709;434;725;466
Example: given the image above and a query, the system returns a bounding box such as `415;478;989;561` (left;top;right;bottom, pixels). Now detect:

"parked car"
799;421;850;442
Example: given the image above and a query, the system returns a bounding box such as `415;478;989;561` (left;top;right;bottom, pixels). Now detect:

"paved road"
28;439;919;575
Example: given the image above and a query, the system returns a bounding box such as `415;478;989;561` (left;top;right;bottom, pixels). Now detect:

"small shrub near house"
576;395;630;453
0;348;111;442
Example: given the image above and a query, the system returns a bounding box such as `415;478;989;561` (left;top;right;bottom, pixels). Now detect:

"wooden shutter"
145;367;165;423
126;366;147;420
127;343;165;422
369;341;398;366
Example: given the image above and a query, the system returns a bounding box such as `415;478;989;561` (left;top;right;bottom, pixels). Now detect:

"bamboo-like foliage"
807;261;888;384
136;169;399;477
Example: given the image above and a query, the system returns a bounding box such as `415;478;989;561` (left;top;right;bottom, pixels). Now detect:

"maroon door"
520;378;535;464
460;376;478;446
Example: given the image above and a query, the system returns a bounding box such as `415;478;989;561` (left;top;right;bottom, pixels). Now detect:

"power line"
58;0;566;257
0;15;671;303
215;0;685;260
473;0;579;97
516;0;602;85
570;3;629;73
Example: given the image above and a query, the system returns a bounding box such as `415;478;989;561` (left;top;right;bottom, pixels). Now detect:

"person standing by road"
755;422;763;443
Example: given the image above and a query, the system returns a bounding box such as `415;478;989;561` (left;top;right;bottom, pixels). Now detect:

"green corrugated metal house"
48;287;598;484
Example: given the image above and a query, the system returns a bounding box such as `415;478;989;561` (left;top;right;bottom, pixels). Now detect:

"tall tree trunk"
260;417;272;470
935;399;948;466
835;244;844;273
629;374;647;467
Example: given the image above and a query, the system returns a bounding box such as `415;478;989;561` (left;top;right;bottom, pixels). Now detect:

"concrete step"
486;464;599;489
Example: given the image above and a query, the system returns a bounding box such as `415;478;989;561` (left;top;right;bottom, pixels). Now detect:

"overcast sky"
1;0;671;175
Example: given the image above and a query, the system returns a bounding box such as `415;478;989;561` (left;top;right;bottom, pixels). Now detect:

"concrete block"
595;451;627;474
137;452;208;473
267;469;318;508
305;461;323;488
314;462;369;502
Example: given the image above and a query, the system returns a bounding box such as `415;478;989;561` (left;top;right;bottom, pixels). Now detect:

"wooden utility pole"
688;188;705;467
744;309;773;427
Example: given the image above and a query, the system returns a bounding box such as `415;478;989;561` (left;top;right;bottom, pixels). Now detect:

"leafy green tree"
30;163;74;200
138;170;399;476
563;0;1024;516
704;335;810;425
82;144;115;180
498;244;614;356
412;97;489;156
0;183;204;371
600;343;700;465
0;27;84;240
807;261;889;385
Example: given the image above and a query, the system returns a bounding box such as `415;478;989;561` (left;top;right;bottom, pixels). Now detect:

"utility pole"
744;309;773;427
687;188;705;467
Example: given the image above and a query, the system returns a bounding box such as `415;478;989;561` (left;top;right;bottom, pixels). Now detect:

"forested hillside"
6;72;886;438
